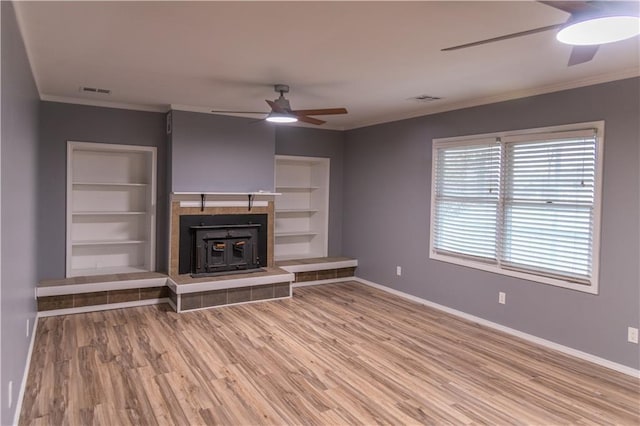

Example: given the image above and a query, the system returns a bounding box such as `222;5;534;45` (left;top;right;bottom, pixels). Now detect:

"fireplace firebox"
179;214;268;277
191;224;260;275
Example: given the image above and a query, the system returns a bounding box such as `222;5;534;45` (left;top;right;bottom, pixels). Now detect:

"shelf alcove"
274;155;329;261
66;141;157;277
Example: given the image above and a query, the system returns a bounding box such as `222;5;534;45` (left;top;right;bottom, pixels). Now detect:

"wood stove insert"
179;214;268;277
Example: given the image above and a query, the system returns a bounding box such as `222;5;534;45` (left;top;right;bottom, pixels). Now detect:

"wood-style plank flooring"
20;281;640;425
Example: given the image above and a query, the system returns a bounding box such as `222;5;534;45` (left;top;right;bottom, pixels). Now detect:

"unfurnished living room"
2;1;639;425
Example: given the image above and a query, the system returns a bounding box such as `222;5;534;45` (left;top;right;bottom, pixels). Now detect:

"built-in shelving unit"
66;142;157;277
274;155;329;261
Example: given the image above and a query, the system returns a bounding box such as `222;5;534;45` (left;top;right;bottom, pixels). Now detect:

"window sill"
429;252;598;295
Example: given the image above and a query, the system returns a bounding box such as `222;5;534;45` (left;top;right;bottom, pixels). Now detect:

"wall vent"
79;86;111;95
411;94;441;102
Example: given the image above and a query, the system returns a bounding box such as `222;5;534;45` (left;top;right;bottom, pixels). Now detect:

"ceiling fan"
211;84;348;125
441;1;640;66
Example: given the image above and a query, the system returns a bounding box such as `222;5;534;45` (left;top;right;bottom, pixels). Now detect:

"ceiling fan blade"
538;1;593;15
292;108;348;116
441;24;562;51
540;1;638;17
296;115;326;125
211;110;267;115
266;99;286;113
568;45;599;66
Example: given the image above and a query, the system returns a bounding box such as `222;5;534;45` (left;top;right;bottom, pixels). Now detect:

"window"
430;122;603;294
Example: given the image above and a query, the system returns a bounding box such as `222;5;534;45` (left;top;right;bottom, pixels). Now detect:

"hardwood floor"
20;281;639;425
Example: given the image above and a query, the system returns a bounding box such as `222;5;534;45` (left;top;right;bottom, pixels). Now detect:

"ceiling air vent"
411;94;441;102
79;86;111;95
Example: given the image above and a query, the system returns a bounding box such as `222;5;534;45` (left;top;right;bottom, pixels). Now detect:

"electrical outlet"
628;327;639;344
498;292;506;304
8;381;13;408
27;318;30;338
396;266;402;276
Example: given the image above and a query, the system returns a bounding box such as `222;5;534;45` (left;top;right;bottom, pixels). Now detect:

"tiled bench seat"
276;256;358;284
37;272;169;315
36;257;358;315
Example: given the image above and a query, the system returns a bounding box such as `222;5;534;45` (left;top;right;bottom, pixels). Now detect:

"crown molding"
39;68;637;130
40;95;168;113
347;67;640;130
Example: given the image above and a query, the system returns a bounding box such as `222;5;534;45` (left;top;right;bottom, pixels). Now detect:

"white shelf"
275;231;319;238
173;191;280;196
72;211;147;216
69;265;150;277
272;253;318;261
276;186;319;192
67;142;157;277
276;209;318;214
72;239;147;246
73;182;148;187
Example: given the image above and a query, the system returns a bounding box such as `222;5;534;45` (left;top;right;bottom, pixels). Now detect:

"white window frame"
429;121;604;294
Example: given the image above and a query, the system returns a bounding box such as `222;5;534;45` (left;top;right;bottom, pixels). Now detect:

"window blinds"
432;128;599;287
501;130;597;284
432;140;501;262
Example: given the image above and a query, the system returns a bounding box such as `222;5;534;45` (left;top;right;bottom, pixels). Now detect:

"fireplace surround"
169;195;275;277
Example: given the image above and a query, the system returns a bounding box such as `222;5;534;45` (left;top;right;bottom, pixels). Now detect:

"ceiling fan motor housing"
272;84;293;110
274;97;292;111
274;84;290;94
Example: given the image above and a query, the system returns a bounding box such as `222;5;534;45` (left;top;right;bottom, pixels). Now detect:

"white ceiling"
13;1;640;130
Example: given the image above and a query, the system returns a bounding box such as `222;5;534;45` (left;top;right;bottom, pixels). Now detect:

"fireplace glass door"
204;238;250;271
191;224;261;276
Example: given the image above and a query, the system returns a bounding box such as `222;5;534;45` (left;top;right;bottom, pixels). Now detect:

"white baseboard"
13;315;38;426
354;277;640;378
292;277;354;288
37;298;170;317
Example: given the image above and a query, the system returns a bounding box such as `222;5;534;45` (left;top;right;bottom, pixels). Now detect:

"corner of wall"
1;1;42;423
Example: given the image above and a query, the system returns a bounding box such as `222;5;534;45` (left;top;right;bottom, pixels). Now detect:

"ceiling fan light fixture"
556;16;640;46
265;111;298;123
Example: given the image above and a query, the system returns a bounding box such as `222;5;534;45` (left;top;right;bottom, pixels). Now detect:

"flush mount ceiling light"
556;15;640;45
265;111;298;123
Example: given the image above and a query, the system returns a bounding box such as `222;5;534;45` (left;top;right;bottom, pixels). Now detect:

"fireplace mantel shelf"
173;191;280;196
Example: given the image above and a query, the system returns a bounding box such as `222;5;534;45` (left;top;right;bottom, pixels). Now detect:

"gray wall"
343;77;640;369
170;111;275;192
38;102;168;279
1;2;40;423
276;127;345;256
